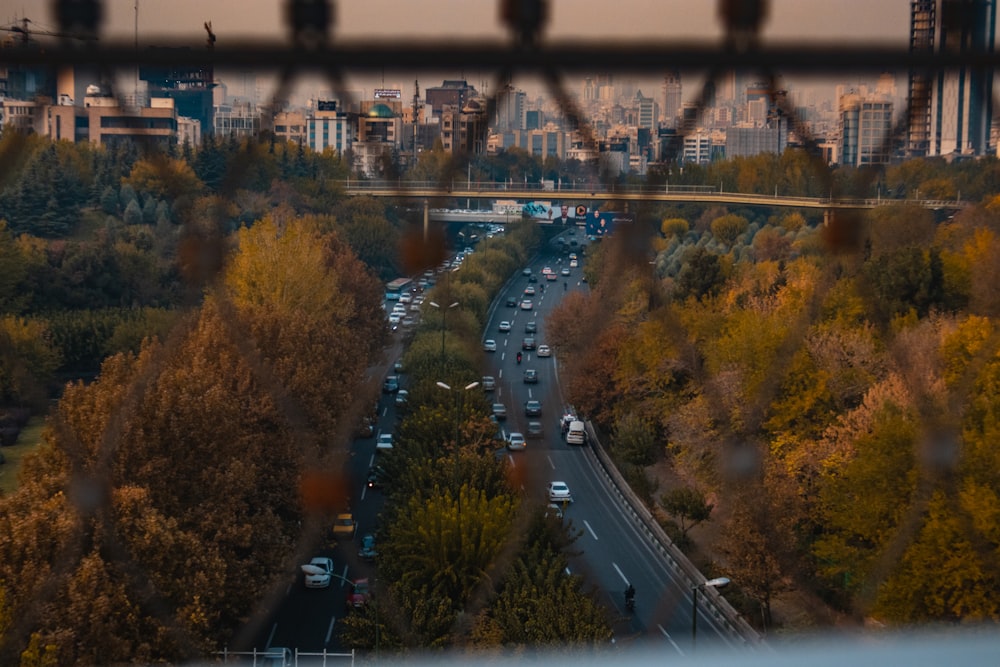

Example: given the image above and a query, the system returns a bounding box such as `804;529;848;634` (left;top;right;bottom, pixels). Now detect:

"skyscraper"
661;69;682;128
908;0;996;157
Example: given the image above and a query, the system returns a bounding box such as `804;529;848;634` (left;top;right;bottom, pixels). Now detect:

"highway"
253;230;747;661
485;235;740;654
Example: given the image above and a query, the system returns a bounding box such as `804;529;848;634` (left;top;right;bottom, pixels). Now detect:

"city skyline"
1;0;922;102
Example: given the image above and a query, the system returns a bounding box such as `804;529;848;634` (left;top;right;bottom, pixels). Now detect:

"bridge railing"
336;181;969;210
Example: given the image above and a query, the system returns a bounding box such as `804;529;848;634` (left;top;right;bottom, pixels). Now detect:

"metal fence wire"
3;0;1000;663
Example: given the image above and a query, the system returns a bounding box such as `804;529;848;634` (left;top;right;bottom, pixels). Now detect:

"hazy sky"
3;1;912;43
0;1;935;106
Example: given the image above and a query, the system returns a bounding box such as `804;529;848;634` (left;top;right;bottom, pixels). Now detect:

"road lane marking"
546;455;555;469
583;520;599;540
325;616;337;644
340;565;349;587
659;625;684;654
612;562;628;583
266;623;277;649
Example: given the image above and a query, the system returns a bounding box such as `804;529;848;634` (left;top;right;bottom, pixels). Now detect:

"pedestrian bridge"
337;180;967;212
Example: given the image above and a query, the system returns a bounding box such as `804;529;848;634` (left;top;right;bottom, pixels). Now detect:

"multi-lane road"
254;232;747;661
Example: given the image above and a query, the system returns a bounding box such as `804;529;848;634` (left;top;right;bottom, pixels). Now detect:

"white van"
566;420;586;445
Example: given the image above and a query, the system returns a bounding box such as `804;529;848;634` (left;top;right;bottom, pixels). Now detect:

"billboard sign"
521;201;578;225
374;88;402;99
585;209;632;237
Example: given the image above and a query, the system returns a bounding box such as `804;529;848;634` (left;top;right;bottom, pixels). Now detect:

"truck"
565;420;586;446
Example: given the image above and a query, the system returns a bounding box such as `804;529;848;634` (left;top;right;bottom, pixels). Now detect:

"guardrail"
335;181;969;211
582;421;764;647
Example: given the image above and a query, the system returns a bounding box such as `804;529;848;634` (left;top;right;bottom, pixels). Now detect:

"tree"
660;487;714;540
661;217;689;238
710;213;749;247
674;247;725;302
471;515;612;648
611;412;659;465
122;199;143;226
813;403;919;602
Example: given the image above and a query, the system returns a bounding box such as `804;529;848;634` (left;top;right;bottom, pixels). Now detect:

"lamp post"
692;576;730;651
429;300;459;371
435;380;479;450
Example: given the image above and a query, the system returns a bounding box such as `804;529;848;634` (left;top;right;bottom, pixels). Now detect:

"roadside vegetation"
549;186;1000;629
1;129;999;662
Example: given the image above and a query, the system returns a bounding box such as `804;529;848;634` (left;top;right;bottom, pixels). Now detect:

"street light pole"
429;300;459;372
435;380;479;450
692;576;730;652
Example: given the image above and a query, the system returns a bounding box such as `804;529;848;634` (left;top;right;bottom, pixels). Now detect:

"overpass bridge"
337;180;967;213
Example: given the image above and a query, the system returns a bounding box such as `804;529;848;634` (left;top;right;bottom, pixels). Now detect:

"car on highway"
528;274;538;283
522;267;532;276
346;578;372;611
520;299;533;310
332;513;356;539
561;267;571;276
395;389;409;408
525;399;542;417
382;375;399;393
376;432;393;452
482;375;496;391
359;534;378;561
498;320;511;332
522;337;536;350
523;368;538;384
506;432;526;450
505;296;518;307
492;403;508;420
545;503;564;520
570;259;579;268
542;266;552;275
524;285;536;296
302;556;334;588
537;344;551;357
524;321;537;333
483;339;497;352
547;481;573;503
366;465;386;489
526;420;544;438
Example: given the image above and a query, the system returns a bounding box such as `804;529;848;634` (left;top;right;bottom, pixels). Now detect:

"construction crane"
1;16;96;45
412;79;423;163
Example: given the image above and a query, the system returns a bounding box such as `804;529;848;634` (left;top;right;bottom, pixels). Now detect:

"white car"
484;339;497;352
377;433;393;451
520;300;533;310
498;321;511;332
507;432;526;450
537;344;551;357
302;556;334;588
547;481;573;503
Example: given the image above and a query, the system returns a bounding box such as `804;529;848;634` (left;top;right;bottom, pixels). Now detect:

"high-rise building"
840;93;894;167
661;69;682;127
425;80;478;119
635;90;659;130
495;84;527;132
908;0;996;157
140;54;216;138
